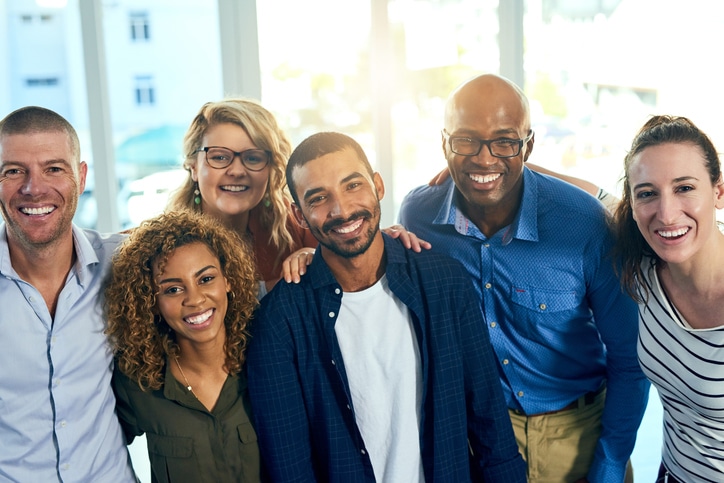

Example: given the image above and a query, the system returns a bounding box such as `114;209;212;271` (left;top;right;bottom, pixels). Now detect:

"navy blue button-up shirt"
246;234;525;483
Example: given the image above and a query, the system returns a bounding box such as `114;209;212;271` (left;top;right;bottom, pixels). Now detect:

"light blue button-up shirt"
400;168;650;482
0;225;136;482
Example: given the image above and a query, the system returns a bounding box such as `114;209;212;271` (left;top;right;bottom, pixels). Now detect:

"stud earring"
194;183;201;205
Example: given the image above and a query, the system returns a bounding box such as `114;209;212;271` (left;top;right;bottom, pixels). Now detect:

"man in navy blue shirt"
246;131;525;483
399;74;649;482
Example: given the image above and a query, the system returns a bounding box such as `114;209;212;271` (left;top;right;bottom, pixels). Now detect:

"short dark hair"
0;106;80;163
286;131;372;205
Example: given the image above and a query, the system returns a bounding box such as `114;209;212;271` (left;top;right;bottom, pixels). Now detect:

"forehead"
153;241;219;276
629;142;709;180
292;147;369;192
447;83;529;135
0;130;75;165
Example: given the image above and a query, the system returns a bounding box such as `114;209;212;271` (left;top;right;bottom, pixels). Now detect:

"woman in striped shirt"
612;115;724;483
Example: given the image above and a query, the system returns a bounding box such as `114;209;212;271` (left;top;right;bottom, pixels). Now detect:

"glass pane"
1;0;224;230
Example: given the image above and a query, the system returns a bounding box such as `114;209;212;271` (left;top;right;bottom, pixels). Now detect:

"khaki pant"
508;389;633;483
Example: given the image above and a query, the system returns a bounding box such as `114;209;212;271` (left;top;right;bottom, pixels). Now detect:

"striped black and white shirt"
638;259;724;483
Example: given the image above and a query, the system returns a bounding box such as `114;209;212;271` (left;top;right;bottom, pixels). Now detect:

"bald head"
444;74;530;135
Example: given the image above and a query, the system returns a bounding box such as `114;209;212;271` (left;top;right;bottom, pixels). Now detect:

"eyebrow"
302;171;366;203
1;158;72;168
157;264;217;285
633;176;699;191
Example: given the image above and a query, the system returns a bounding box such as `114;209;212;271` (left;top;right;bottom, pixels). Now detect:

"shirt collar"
436;167;539;243
305;232;404;290
0;224;99;284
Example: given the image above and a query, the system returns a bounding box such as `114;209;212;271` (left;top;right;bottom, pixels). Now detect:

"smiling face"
290;147;384;260
154;242;231;348
0;131;86;252
629;142;724;265
444;75;533;236
191;122;270;226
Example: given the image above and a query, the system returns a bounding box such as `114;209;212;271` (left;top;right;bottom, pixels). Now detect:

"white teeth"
221;185;248;192
185;309;213;325
21;206;54;215
658;228;689;238
334;219;363;234
469;173;501;184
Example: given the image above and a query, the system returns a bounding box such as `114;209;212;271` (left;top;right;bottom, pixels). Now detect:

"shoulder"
399;178;452;224
74;226;128;265
386;236;472;291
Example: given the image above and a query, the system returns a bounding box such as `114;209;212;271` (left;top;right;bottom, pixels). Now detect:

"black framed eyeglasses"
196;146;271;171
442;130;533;158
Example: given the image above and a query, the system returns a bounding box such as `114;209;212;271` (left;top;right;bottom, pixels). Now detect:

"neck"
457;181;523;238
7;231;76;316
661;230;724;294
205;208;251;239
323;233;386;292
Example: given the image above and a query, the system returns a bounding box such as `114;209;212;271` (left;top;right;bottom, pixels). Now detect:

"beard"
309;206;381;259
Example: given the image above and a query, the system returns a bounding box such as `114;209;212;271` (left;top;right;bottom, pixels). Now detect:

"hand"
428;167;450;186
282;248;316;284
382;225;431;252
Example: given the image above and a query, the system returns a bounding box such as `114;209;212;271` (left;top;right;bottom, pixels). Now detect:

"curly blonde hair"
167;98;294;255
105;210;259;391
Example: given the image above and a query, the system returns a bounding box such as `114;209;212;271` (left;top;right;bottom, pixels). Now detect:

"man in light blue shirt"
399;74;649;483
0;107;136;482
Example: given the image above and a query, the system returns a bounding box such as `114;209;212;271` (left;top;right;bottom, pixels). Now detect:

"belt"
511;383;605;417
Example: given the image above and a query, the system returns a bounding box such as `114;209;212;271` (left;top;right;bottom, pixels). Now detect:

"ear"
190;162;199;182
291;202;308;229
714;175;724;210
440;130;447;156
224;276;231;293
373;172;385;201
522;132;535;162
78;161;88;194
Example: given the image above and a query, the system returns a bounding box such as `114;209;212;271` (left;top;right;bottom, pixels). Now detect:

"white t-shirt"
335;275;424;483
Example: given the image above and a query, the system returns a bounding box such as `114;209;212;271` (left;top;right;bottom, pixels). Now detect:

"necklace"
174;357;196;397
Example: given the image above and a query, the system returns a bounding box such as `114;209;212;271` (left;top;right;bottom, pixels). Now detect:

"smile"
184;308;214;325
20;206;55;216
333;218;364;234
220;185;249;192
656;227;689;239
468;173;501;184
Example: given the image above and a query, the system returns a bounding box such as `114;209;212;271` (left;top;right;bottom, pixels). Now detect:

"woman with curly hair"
105;210;261;482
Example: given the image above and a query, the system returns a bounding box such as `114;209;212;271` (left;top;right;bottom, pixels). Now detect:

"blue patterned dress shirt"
399;168;649;482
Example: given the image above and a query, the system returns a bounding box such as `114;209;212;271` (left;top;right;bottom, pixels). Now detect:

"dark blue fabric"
246;234;525;483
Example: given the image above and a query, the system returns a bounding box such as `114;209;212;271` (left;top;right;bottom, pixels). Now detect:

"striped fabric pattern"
637;260;724;483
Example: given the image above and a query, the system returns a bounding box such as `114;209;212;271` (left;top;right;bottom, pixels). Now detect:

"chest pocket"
147;434;200;483
237;422;258;444
510;286;581;336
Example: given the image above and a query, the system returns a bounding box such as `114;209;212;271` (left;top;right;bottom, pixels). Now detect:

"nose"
183;284;206;307
657;192;680;224
225;154;248;176
19;170;49;196
328;193;353;220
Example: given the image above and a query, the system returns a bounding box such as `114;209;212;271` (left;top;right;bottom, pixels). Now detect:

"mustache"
322;210;373;233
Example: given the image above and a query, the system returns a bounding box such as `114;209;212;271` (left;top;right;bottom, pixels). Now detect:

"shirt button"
484;243;490;248
331;360;336;365
361;449;367;455
484;283;491;289
539;303;547;310
60;420;67;427
490;322;497;328
518;391;524;397
328;312;335;318
346;404;351;410
29;296;34;302
503;359;509;365
334;288;341;295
